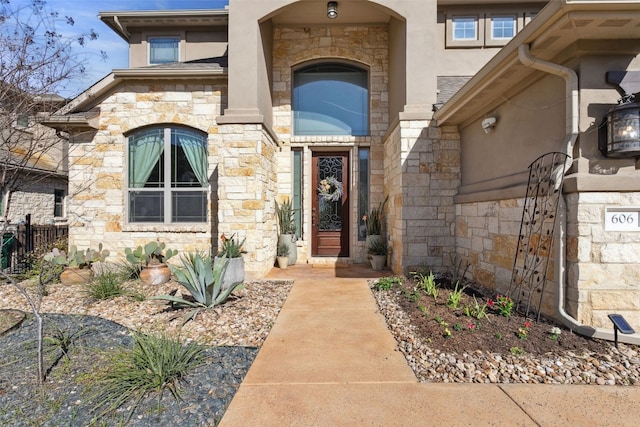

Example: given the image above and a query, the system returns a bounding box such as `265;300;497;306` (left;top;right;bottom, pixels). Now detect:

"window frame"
148;36;180;65
446;14;483;48
126;126;208;225
292;61;370;137
485;14;518;47
53;189;65;218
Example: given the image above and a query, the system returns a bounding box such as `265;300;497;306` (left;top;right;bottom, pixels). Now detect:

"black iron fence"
1;214;68;274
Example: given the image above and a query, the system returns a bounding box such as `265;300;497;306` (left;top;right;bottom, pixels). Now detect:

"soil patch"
392;276;610;356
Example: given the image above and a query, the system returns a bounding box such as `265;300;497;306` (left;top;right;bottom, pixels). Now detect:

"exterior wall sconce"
600;93;640;157
327;2;338;19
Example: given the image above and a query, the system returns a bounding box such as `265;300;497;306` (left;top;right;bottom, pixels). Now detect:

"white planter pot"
276;256;289;269
214;256;245;290
278;234;297;265
370;255;386;271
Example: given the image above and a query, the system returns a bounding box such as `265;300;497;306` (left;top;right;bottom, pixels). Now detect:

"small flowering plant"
218;233;247;258
517;321;532;340
487;294;514;317
549;326;561;340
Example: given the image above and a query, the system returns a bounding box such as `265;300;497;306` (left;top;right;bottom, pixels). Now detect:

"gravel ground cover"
371;277;640;385
0;278;292;426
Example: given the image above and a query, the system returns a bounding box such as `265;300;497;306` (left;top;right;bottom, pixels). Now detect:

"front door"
312;152;349;257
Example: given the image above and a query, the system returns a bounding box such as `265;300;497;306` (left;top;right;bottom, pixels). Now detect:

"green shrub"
373;276;402;291
446;280;467;309
84;271;128;300
152;252;244;323
90;331;205;422
414;271;439;300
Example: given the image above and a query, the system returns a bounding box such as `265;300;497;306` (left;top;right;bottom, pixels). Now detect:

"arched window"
127;126;208;223
293;62;369;136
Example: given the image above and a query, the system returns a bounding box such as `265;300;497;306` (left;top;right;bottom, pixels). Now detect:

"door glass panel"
317;156;343;231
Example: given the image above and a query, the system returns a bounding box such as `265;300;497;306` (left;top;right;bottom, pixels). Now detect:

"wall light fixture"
327;2;338;19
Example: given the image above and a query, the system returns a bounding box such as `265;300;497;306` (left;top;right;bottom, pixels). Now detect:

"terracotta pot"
214;256;245;290
139;263;172;285
60;267;93;285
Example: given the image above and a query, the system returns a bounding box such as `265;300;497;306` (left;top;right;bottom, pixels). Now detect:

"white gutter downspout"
518;44;640;345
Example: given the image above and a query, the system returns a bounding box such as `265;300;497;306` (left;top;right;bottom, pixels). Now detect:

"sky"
13;0;229;97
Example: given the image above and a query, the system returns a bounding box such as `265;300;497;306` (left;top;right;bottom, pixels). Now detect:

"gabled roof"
434;0;640;127
47;56;228;122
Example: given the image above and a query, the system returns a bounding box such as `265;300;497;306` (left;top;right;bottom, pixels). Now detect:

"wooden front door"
312;152;349;257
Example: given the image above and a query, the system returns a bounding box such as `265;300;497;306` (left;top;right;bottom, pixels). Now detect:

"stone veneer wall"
66;81;226;262
385;122;459;275
271;25;389;262
5;175;67;224
565;192;640;329
216;124;279;278
456;197;561;320
456;191;640;330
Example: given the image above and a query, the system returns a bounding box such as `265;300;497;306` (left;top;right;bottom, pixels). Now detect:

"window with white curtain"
127;126;208;223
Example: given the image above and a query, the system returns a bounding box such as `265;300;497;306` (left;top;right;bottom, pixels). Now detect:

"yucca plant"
90;331;205;422
151;251;244;323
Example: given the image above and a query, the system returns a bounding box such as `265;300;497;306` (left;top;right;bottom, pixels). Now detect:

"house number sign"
605;207;640;231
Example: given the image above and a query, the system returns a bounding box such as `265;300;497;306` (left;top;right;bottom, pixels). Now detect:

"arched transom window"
127;126;208;223
293;62;369;136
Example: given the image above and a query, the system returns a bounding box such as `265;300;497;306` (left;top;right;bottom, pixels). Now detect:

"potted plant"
368;238;388;271
124;241;177;285
276;243;289;269
44;244;110;285
214;233;246;290
363;196;388;250
275;198;297;265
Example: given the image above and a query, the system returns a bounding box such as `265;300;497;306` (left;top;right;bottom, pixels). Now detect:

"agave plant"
151;251;243;323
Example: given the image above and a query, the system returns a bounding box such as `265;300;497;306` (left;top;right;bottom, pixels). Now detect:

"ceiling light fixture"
327;2;338;19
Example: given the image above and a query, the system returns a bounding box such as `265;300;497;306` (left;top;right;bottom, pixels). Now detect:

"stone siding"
67;81;226;262
566;192;640;329
456;191;640;329
4;175;67;225
217;125;279;278
386;121;459;275
271;25;389;262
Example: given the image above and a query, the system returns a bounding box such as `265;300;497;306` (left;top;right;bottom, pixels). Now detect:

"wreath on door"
318;176;343;202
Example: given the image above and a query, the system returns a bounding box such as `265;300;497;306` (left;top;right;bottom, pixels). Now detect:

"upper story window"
452;16;478;41
127;126;208;224
293;62;369;136
16;115;29;128
491;15;516;40
149;37;179;64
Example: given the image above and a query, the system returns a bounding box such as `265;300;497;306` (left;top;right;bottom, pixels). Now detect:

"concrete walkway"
219;264;640;427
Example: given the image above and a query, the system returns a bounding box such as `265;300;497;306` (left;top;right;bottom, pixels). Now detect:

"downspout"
518;44;640;345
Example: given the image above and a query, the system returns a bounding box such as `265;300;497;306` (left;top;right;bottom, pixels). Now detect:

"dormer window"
491;15;516;40
149;37;179;64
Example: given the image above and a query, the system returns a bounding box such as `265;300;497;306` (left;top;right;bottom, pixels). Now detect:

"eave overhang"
433;0;640;128
99;9;229;42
